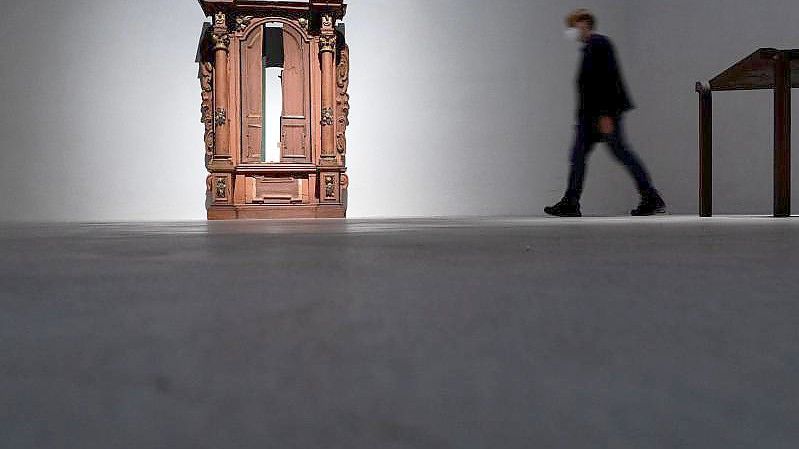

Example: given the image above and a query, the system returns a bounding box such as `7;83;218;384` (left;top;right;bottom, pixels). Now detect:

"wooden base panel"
208;205;346;220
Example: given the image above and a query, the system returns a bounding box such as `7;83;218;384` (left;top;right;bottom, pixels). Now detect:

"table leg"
697;82;713;217
774;52;792;218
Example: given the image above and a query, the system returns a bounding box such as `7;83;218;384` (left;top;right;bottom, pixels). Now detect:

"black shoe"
631;190;666;216
545;197;582;217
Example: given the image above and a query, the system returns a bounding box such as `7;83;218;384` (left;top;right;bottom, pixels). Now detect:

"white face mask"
564;27;581;42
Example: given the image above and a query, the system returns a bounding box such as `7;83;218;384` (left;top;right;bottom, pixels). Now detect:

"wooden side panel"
281;28;310;163
248;176;307;204
241;25;263;163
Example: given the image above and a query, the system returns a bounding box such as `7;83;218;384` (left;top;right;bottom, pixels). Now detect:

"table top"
709;48;799;91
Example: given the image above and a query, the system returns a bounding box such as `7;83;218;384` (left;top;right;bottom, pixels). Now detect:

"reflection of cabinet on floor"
198;0;350;220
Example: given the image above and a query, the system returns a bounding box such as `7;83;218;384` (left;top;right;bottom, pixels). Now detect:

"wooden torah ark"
197;0;349;220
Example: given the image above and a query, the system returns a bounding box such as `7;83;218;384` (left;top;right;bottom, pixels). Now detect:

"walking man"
545;9;665;217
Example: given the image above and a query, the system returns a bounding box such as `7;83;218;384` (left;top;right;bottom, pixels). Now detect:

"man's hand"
599;116;615;135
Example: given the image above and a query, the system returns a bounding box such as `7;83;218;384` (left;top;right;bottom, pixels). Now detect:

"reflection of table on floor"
696;48;798;217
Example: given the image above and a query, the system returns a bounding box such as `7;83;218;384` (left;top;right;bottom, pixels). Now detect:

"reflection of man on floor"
545;9;666;218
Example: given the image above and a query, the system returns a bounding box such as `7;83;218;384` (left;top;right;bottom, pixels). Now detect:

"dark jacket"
578;33;633;118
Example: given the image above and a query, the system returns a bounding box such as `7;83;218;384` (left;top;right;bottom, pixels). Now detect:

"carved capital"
319;34;336;53
212;33;231;51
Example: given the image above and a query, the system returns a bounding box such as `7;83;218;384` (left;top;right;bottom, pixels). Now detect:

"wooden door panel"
282;31;305;117
241;25;263;163
280;28;310;162
281;119;308;162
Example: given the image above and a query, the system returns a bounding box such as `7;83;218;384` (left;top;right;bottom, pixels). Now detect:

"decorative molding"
321;14;334;29
214;108;227;127
321;107;334;126
235;9;309;22
324;175;336;199
335;44;350;155
225;9;311;35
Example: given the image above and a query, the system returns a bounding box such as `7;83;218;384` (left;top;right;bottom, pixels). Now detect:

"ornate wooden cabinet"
197;0;349;219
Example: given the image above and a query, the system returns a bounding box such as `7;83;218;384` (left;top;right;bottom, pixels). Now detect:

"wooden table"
696;48;799;217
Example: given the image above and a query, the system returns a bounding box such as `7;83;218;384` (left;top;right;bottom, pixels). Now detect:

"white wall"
0;0;208;222
345;0;631;218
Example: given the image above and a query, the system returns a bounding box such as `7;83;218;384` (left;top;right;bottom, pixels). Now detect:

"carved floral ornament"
324;175;336;199
215;177;227;199
214;108;227;127
235;15;254;32
335;45;350;155
321;107;334;126
199;62;215;158
202;105;215;159
298;17;309;30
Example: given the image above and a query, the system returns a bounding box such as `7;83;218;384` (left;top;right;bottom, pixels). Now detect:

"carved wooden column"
212;11;232;163
319;14;337;165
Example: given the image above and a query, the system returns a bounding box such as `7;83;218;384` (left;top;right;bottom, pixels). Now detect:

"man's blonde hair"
566;8;596;30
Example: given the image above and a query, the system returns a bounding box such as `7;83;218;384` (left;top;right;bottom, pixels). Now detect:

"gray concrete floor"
1;216;798;449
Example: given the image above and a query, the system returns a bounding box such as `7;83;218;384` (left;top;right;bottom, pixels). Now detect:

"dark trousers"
565;115;654;201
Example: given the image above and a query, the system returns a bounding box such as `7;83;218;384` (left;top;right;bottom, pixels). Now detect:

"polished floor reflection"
1;217;798;448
